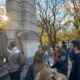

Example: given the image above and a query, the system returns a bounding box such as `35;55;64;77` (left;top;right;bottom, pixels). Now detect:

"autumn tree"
64;0;80;37
37;0;67;48
57;29;79;42
0;7;6;31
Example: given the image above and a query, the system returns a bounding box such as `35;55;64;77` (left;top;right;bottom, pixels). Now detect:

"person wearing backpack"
5;41;26;80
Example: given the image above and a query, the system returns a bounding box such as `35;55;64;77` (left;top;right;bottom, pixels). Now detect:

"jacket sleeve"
3;35;7;55
77;61;80;80
51;60;59;68
19;52;26;66
26;65;34;80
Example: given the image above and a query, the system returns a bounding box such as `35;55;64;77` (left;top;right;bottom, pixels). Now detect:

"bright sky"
0;0;6;9
0;0;5;4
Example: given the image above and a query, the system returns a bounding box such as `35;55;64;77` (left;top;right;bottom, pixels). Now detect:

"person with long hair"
26;50;44;80
26;50;54;80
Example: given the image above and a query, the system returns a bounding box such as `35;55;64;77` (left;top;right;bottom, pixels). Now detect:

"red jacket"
54;50;59;64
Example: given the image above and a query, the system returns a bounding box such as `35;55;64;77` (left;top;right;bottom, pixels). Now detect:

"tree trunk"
40;36;42;45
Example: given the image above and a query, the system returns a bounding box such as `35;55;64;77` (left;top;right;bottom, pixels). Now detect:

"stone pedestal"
0;0;39;79
6;0;40;62
21;31;40;65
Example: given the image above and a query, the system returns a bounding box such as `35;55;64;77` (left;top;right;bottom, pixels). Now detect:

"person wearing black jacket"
51;48;68;76
69;40;80;80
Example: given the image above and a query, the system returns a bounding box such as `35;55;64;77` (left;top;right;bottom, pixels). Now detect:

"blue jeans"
44;55;50;66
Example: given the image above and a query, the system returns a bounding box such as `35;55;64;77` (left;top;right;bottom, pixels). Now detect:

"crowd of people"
0;28;80;80
26;40;80;80
0;28;26;80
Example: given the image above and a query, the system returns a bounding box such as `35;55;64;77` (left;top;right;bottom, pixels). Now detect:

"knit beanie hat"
34;50;44;62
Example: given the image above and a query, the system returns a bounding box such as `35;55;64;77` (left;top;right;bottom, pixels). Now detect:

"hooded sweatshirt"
5;47;25;72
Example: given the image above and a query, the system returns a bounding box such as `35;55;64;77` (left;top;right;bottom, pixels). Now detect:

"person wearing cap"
0;28;7;67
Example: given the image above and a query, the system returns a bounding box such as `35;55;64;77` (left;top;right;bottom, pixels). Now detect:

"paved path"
0;57;72;80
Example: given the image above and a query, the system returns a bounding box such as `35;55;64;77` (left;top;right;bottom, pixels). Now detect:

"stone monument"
6;0;40;65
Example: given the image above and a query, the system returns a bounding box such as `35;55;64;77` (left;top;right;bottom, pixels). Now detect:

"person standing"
44;48;50;66
51;48;68;76
54;46;59;64
42;41;50;66
61;40;68;65
0;28;7;67
26;50;44;80
69;40;80;80
5;41;26;80
61;40;67;52
14;32;24;55
42;41;49;52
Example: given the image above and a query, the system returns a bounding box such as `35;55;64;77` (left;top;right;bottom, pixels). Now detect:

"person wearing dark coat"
26;64;34;80
69;40;80;80
51;48;68;76
14;32;24;55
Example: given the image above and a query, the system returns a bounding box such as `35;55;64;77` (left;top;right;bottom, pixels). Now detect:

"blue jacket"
67;47;75;59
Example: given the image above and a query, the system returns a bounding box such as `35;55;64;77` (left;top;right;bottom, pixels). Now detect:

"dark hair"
16;32;20;35
34;50;44;63
62;41;66;45
71;40;80;50
58;48;65;55
10;41;16;48
34;50;45;79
